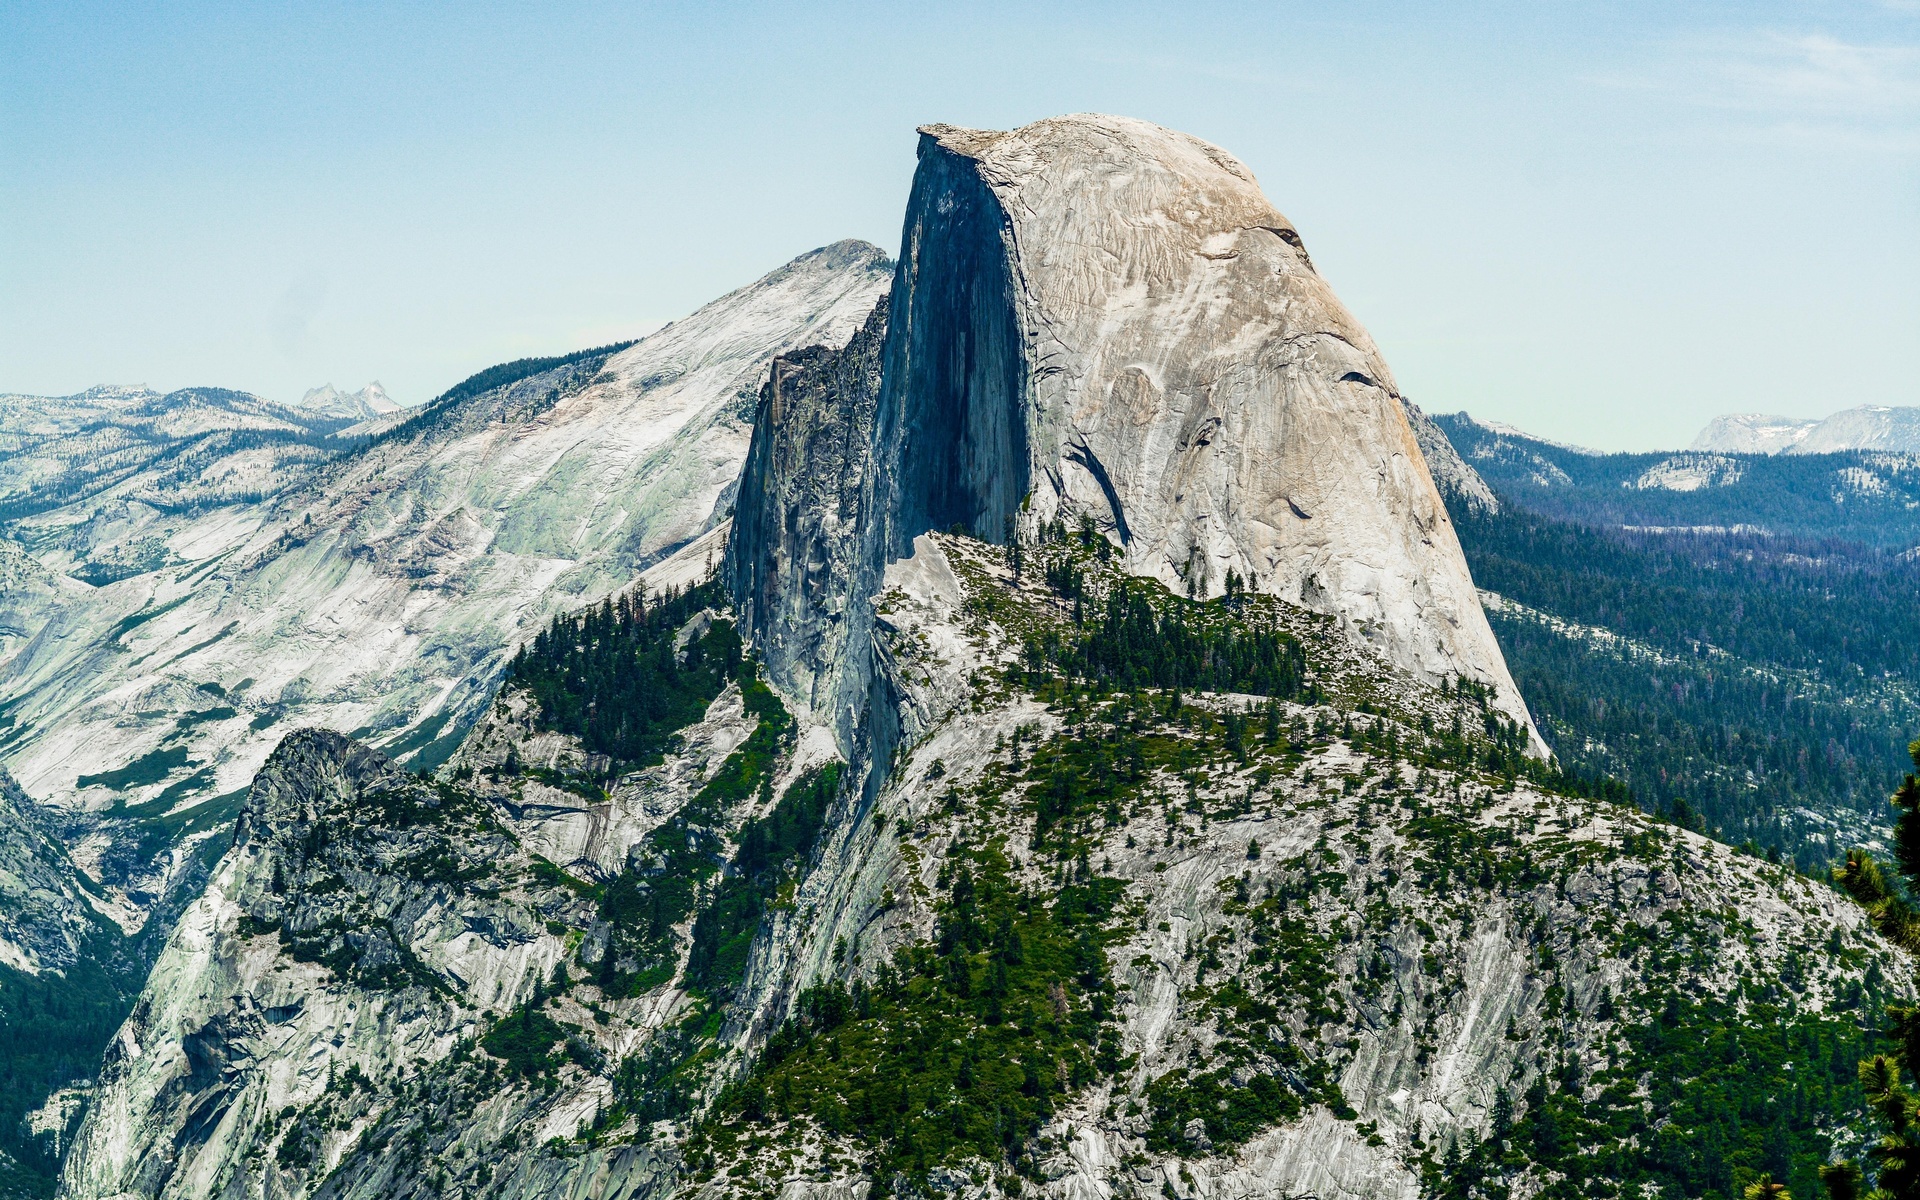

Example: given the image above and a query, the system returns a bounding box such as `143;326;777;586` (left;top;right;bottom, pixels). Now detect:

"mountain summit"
293;381;402;420
43;119;1893;1200
1691;404;1920;454
904;116;1525;723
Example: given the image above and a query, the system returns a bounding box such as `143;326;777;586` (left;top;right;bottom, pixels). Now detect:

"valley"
1431;415;1920;869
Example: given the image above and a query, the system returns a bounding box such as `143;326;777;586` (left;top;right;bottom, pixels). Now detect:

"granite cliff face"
881;118;1524;725
730;116;1529;755
726;300;888;740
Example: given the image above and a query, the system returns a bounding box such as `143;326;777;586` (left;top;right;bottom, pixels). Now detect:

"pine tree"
1748;1176;1792;1200
1829;737;1920;1200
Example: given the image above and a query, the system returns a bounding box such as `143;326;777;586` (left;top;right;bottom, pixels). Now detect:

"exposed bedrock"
726;300;887;746
910;116;1526;728
734;114;1533;742
1401;396;1498;516
867;135;1031;558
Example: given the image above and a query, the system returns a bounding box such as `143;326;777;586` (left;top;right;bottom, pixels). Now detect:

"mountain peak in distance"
293;381;402;420
1692;405;1920;455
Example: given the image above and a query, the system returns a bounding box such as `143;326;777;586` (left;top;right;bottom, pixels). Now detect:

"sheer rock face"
726;300;888;738
872;116;1530;732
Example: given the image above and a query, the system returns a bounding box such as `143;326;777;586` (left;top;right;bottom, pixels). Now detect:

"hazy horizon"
4;1;1915;451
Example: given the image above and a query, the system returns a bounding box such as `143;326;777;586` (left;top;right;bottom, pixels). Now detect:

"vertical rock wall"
891;116;1532;734
868;137;1031;559
732;115;1535;748
725;300;887;743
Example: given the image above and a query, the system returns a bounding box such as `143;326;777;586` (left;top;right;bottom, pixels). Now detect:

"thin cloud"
1714;33;1920;115
1591;29;1920;149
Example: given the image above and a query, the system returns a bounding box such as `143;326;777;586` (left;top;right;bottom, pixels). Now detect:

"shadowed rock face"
738;115;1531;739
870;139;1030;557
727;300;888;733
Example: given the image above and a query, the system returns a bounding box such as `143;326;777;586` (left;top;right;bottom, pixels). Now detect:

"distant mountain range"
292;380;403;421
1434;410;1920;550
1691;404;1920;455
0;385;363;586
1424;408;1920;873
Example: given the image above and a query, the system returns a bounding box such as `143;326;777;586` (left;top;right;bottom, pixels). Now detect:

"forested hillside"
1439;420;1920;869
1435;413;1920;549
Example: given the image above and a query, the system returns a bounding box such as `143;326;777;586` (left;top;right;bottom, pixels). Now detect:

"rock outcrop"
1400;398;1497;514
58;730;633;1200
726;300;888;734
0;765;130;974
1689;413;1821;455
293;383;402;422
870;116;1529;729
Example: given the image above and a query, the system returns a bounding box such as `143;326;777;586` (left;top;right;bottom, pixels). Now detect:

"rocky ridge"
1432;409;1920;550
0;241;890;837
0;764;135;974
55;534;837;1200
1399;399;1496;515
58;728;586;1200
727;299;888;734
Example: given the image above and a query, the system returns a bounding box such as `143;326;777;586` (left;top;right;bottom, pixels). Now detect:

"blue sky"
2;1;1914;449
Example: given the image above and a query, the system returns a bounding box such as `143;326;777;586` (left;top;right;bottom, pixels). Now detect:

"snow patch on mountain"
1625;454;1746;492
